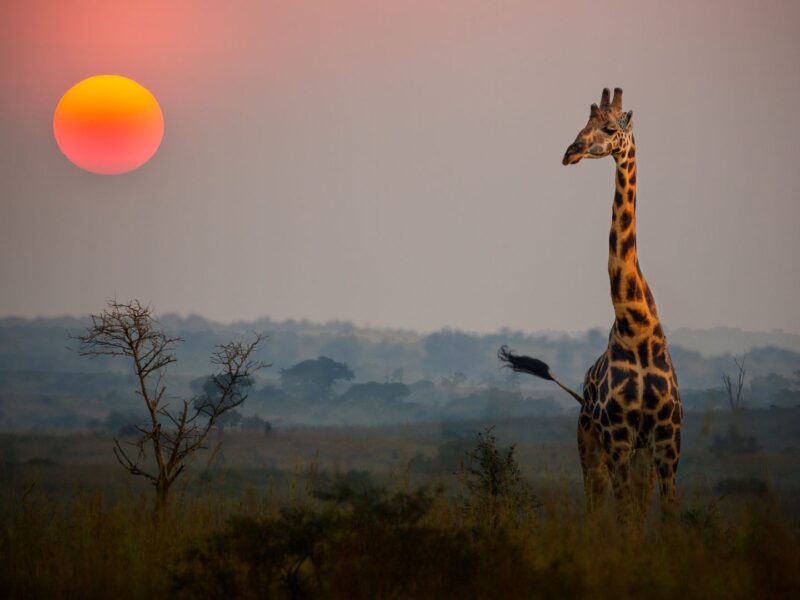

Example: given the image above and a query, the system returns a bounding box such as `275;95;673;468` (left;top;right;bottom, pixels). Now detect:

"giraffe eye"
602;126;617;135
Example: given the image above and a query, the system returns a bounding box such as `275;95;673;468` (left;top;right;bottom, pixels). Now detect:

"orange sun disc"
53;75;164;175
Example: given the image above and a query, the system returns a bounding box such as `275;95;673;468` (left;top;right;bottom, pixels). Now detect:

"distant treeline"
0;316;798;429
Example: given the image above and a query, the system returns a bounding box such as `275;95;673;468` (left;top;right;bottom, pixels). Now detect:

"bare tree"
721;356;746;411
76;299;267;510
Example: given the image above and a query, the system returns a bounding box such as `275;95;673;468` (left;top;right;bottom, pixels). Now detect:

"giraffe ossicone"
500;87;682;522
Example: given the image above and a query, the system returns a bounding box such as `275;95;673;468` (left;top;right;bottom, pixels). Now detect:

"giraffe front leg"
603;430;642;527
608;446;637;527
653;427;681;520
630;446;657;518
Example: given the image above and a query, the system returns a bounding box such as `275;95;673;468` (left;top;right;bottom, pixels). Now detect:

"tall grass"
2;474;799;599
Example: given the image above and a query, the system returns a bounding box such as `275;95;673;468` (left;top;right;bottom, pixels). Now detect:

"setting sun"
53;75;164;175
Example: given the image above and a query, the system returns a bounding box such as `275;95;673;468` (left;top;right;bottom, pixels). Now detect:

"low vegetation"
2;427;799;599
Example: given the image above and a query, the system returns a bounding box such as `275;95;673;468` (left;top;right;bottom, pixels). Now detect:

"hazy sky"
1;0;798;334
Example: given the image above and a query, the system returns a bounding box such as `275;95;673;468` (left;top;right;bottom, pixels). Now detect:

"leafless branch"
164;334;269;473
113;437;156;482
77;300;269;511
722;355;746;411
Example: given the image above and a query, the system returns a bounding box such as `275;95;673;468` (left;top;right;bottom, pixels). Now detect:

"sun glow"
53;75;164;175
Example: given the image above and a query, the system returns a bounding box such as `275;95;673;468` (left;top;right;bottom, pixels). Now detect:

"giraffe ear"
619;110;633;131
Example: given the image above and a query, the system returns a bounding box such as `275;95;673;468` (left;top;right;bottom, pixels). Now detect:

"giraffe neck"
608;138;661;344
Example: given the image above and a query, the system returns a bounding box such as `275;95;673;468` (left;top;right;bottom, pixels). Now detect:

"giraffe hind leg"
583;466;610;515
655;463;677;519
578;421;609;515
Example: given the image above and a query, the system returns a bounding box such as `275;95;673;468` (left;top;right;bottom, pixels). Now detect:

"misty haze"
1;1;799;598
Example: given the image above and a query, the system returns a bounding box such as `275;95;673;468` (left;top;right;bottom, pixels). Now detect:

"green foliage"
279;356;355;402
174;477;476;599
3;413;800;598
175;507;333;598
460;427;541;530
3;480;800;600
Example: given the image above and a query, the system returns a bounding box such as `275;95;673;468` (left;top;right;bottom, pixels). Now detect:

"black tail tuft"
498;346;554;381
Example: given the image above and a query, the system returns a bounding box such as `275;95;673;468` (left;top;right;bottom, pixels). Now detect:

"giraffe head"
563;88;634;166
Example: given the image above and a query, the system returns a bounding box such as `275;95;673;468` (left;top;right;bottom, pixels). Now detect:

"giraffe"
499;88;682;522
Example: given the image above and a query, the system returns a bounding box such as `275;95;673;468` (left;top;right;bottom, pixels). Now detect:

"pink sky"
1;1;799;334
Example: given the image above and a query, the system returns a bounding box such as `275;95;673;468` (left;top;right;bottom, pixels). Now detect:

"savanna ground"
2;408;800;598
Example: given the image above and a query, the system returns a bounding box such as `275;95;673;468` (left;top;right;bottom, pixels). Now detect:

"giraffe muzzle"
562;142;584;165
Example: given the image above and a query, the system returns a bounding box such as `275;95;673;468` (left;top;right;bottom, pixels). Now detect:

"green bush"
173;477;481;598
460;426;541;531
2;474;800;599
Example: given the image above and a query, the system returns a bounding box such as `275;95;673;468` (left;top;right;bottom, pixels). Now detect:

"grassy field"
1;409;799;598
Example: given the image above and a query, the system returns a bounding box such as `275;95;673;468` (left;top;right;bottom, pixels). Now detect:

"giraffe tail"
498;346;584;405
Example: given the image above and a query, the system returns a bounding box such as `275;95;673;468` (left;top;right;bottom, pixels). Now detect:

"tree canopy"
279;356;355;402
